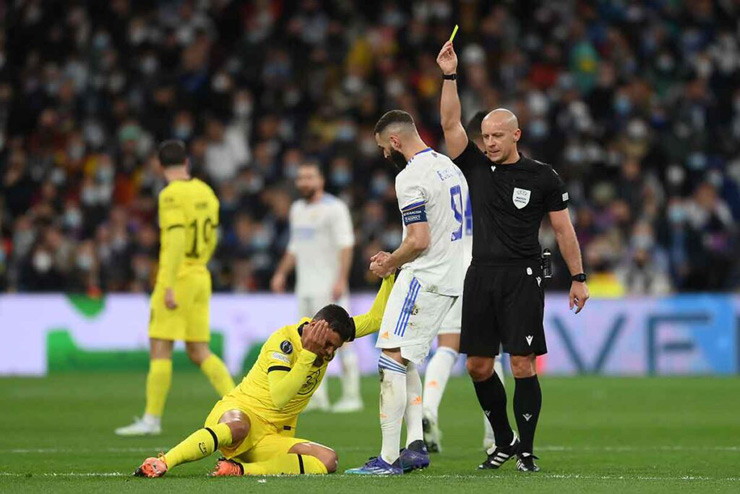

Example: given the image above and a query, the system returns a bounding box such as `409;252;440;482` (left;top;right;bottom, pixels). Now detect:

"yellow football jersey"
227;274;394;425
157;178;219;279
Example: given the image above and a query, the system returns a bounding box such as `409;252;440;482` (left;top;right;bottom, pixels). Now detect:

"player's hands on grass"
270;272;286;293
301;319;331;355
332;278;348;301
370;251;395;278
437;40;458;75
570;281;590;314
164;288;178;310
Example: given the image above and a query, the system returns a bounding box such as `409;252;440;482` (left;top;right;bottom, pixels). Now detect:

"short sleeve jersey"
453;142;568;263
395;148;468;296
286;194;355;296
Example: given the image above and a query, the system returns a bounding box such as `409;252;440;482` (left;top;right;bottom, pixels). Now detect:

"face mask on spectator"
614;94;632;115
33;251;53;273
687;152;707;170
529;119;549;139
68;143;85;161
140;56;158;75
77;254;94;271
174;124;193;141
64;208;83;229
234;101;252;118
251;231;271;250
336;124;356;142
632;234;654;251
382;229;402;250
668;205;686;225
331;168;352;187
371;174;389;196
97;166;115;184
212;74;229;93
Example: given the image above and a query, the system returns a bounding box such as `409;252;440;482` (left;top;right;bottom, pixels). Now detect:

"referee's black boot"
478;434;519;470
516;452;540;472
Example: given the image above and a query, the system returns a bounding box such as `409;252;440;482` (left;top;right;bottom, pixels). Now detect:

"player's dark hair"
466;111;487;140
314;304;354;342
374;110;415;135
158;140;188;167
298;159;324;177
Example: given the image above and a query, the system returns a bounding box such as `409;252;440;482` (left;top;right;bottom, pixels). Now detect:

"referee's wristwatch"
443;73;457;80
571;273;587;283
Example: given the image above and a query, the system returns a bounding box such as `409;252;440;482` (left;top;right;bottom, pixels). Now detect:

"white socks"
422;346;458;423
339;345;361;403
378;353;407;464
404;362;423;447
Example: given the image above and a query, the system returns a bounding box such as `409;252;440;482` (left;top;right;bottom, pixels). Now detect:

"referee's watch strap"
443;73;457;80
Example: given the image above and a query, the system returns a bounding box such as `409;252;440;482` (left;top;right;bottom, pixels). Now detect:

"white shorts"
376;270;457;365
438;295;461;335
298;292;350;318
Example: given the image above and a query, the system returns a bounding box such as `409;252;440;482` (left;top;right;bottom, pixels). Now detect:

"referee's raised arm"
437;41;468;160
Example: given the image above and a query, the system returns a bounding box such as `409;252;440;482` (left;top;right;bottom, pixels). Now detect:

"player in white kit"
270;160;362;413
422;112;505;453
346;110;467;475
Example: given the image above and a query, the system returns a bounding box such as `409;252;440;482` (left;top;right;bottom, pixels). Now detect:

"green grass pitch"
1;372;738;493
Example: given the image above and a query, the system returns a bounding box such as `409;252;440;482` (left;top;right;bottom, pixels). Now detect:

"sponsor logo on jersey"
272;352;291;364
280;340;293;354
513;188;531;209
298;369;321;395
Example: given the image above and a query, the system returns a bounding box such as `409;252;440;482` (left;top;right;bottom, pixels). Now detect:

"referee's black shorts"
460;260;547;358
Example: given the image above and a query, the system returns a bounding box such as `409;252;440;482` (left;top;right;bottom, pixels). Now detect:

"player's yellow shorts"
204;397;308;462
148;267;211;342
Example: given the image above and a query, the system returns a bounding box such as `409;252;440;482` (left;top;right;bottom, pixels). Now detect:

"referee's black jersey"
453;141;569;263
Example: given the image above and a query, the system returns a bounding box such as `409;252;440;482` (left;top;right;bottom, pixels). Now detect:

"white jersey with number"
395;148;468;296
287;194;355;297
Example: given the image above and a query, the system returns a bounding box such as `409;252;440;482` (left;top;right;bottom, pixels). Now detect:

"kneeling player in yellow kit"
134;274;395;477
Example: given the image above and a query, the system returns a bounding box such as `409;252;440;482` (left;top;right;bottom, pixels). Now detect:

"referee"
436;41;590;472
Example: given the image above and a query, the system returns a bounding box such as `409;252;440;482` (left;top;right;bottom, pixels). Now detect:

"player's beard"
298;186;318;200
387;149;407;170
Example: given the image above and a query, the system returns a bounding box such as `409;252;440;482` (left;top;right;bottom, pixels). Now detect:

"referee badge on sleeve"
280;340;293;354
513;188;531;209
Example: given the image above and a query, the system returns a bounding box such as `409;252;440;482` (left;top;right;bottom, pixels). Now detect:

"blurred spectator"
0;1;739;293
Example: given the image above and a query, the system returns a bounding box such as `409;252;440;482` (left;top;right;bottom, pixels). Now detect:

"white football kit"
439;187;473;335
286;194;354;315
376;148;468;364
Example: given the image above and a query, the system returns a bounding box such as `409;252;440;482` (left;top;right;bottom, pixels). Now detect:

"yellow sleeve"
263;322;316;410
158;188;186;287
353;274;396;339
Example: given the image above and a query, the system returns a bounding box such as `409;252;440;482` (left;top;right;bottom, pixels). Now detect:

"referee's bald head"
482;108;519;131
480;108;522;165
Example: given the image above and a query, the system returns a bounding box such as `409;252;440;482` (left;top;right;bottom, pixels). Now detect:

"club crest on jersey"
280;340;293;354
513;188;531;209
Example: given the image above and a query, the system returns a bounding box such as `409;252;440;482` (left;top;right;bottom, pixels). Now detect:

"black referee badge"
280;340;293;355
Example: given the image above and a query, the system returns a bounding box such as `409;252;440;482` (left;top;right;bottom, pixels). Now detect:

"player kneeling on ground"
134;275;394;478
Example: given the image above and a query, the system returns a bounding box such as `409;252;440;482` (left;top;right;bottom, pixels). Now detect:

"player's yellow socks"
144;359;172;417
200;354;235;396
164;423;233;469
240;454;328;475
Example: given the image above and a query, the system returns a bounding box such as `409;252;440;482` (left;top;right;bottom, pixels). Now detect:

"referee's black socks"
473;371;514;447
514;375;542;454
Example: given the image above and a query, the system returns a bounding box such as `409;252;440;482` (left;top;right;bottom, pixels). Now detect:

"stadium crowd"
1;0;739;295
